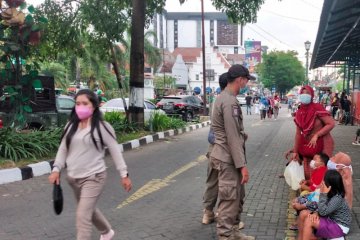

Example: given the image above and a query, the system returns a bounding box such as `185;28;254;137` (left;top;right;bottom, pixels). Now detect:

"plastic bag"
284;161;305;190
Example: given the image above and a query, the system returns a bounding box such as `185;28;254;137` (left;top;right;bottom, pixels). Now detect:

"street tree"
257;50;305;95
129;0;268;126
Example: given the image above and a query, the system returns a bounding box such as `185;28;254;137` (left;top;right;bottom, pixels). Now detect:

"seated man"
327;152;353;208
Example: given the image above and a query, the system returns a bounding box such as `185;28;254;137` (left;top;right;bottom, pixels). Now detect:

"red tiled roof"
172;48;202;63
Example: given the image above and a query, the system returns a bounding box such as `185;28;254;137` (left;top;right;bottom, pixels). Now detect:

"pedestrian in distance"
342;95;352;125
210;64;255;240
291;85;335;180
297;170;351;240
48;89;132;240
202;73;245;230
245;93;252;115
273;94;281;120
352;128;360;145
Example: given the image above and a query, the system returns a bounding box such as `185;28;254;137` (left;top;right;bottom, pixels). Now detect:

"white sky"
165;0;324;64
29;0;323;63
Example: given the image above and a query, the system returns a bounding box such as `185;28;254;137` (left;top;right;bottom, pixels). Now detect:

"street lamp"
304;40;311;85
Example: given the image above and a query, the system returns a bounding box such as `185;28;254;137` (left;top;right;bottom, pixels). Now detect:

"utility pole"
201;0;207;115
304;40;311;85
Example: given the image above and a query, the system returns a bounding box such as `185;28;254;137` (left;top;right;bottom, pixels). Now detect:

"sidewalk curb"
0;121;211;185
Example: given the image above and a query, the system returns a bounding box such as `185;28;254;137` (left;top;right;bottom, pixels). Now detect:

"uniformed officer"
210;64;255;240
202;73;245;230
202;72;228;224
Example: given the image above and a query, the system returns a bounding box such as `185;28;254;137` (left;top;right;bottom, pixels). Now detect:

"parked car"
156;95;204;122
100;98;166;122
0;95;75;130
236;94;246;106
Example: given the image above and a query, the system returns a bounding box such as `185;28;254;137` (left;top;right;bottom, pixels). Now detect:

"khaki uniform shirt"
210;89;246;168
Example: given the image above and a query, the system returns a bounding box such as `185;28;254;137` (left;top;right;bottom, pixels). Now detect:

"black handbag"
53;183;63;215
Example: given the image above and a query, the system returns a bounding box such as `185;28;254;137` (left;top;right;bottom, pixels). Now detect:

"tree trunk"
129;0;145;127
110;43;128;118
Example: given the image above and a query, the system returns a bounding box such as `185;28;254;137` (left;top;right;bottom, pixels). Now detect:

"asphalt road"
0;107;303;240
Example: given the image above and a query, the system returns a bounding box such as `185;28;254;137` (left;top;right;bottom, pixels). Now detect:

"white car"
236;95;246;106
100;98;166;122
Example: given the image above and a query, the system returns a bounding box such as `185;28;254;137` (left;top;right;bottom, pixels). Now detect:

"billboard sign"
244;41;262;73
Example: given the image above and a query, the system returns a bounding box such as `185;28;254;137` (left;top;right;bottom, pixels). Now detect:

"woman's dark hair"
318;152;330;166
60;89;114;150
324;169;345;199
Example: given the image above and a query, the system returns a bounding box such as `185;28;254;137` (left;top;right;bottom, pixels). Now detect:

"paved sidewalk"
285;122;360;240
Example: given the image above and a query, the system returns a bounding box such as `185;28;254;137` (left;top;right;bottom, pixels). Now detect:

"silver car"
100;98;166;122
236;95;246;106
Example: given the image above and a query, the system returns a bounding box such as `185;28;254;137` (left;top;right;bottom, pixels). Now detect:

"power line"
246;25;275;44
253;24;297;49
299;0;321;10
263;9;319;23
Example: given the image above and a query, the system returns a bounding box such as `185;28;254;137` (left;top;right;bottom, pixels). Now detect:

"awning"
310;0;360;69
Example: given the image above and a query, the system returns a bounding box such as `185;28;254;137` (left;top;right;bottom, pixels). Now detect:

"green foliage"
0;1;48;128
0;128;62;162
257;50;305;95
103;111;138;133
154;75;176;89
149;112;186;132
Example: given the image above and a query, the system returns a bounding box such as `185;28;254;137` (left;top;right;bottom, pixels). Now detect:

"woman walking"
49;89;132;240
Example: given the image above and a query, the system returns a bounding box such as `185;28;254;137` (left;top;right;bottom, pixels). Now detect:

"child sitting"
291;153;329;212
297;170;351;240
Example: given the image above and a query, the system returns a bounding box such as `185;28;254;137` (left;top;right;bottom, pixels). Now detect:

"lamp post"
304;40;311;85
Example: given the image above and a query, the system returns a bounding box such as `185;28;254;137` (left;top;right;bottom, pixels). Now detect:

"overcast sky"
29;0;323;64
165;0;324;64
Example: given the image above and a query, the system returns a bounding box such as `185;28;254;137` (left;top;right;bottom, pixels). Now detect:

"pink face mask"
75;105;93;120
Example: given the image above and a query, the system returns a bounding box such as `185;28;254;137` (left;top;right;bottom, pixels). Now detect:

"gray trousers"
67;171;111;240
212;158;245;237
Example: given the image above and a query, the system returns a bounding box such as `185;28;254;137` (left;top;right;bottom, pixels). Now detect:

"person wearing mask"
291;86;335;180
48;89;132;240
211;64;255;240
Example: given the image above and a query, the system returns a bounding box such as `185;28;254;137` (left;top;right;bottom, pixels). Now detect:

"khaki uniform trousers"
67;171;112;240
212;157;245;237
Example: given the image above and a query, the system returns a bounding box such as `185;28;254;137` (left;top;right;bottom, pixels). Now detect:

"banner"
244;41;262;73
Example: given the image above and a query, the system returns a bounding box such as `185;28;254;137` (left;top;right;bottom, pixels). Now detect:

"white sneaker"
352;141;360;146
100;229;114;240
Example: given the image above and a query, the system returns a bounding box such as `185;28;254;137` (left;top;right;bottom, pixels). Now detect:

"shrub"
103;111;138;133
0;128;62;162
149;112;186;132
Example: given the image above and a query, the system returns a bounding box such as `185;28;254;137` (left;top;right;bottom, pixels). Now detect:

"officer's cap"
228;64;256;81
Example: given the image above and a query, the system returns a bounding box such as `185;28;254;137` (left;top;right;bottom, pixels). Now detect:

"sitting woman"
297;170;351;240
291;85;335;180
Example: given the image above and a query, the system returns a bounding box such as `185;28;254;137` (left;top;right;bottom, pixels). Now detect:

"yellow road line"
117;155;207;209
